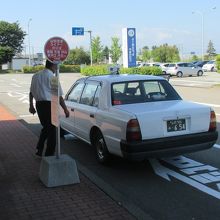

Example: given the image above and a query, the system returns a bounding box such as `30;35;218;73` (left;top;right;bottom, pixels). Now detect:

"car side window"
187;63;193;67
92;86;101;107
67;82;84;102
80;83;98;106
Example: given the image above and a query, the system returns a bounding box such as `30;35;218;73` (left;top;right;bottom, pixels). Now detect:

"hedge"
81;65;162;76
120;66;162;75
216;55;220;73
59;64;80;73
23;65;44;73
80;65;109;76
22;64;80;73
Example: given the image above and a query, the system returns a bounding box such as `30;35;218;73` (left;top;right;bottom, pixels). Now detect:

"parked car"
166;62;203;77
138;62;161;67
193;60;209;68
159;63;170;74
202;60;217;72
60;74;218;164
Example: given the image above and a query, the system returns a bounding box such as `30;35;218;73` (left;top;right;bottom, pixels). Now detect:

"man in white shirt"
29;60;69;157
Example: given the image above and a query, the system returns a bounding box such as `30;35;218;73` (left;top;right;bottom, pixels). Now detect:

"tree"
206;40;216;59
91;36;103;64
0;21;26;65
64;47;90;65
142;46;151;62
109;37;122;64
151;44;180;62
0;46;14;65
191;55;199;61
102;46;109;63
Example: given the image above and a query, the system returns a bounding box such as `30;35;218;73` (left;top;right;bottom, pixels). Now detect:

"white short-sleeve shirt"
30;68;63;101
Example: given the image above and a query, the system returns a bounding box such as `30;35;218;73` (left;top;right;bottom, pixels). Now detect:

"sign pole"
55;62;61;159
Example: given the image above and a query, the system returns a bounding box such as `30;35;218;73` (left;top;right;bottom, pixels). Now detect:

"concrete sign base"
39;154;80;187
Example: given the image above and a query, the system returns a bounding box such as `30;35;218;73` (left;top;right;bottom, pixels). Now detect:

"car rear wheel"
176;71;183;77
94;131;111;164
211;67;214;72
197;70;203;76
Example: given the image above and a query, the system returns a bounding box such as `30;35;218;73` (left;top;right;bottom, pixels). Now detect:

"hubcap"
97;138;104;160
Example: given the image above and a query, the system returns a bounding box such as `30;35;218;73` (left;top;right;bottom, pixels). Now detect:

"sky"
0;0;219;58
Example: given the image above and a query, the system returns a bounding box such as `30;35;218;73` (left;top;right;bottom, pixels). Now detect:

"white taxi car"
60;74;218;164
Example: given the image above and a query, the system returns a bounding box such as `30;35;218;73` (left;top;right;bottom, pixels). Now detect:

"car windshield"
207;61;214;64
111;80;181;105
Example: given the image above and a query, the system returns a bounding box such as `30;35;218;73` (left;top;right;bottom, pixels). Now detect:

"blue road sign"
72;27;84;36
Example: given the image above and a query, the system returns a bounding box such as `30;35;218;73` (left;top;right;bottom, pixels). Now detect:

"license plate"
167;119;186;132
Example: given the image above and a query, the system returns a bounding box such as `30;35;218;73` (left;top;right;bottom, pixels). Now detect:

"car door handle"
71;108;74;112
90;114;94;118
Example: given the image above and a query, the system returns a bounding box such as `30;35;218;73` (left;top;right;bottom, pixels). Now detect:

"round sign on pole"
44;36;69;63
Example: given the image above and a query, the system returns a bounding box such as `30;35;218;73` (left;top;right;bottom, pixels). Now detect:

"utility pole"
28;18;32;66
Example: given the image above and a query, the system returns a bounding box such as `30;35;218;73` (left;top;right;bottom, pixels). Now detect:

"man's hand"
64;109;70;118
29;106;36;115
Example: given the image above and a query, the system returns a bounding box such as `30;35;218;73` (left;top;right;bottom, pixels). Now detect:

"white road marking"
10;83;21;88
170;79;218;84
19;114;37;118
150;157;220;200
214;144;220;149
7;91;29;104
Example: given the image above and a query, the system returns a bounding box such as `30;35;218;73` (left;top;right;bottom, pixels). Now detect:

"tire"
211;67;214;72
176;71;183;77
94;131;111;164
197;70;203;76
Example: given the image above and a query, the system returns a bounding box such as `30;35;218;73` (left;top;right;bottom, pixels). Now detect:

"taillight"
126;119;142;142
209;110;216;132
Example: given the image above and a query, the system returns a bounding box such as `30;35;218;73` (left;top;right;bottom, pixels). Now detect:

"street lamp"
192;11;204;60
86;30;93;66
28;18;32;66
192;7;216;61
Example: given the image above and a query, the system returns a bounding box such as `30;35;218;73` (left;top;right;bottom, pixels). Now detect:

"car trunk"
114;100;211;140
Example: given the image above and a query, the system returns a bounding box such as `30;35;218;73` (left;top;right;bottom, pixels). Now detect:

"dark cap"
45;60;56;68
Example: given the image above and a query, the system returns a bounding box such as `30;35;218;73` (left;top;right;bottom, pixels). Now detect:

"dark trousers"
36;101;56;156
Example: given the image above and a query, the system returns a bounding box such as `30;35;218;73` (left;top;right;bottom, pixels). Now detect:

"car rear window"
111;80;181;105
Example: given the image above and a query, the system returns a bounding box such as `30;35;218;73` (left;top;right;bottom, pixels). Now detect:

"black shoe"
34;151;42;159
44;153;55;157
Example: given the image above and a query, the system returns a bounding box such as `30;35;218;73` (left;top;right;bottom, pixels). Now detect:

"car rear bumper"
120;131;218;160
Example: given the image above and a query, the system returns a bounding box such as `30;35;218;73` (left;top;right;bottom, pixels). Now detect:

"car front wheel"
197;70;203;76
94;132;111;164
